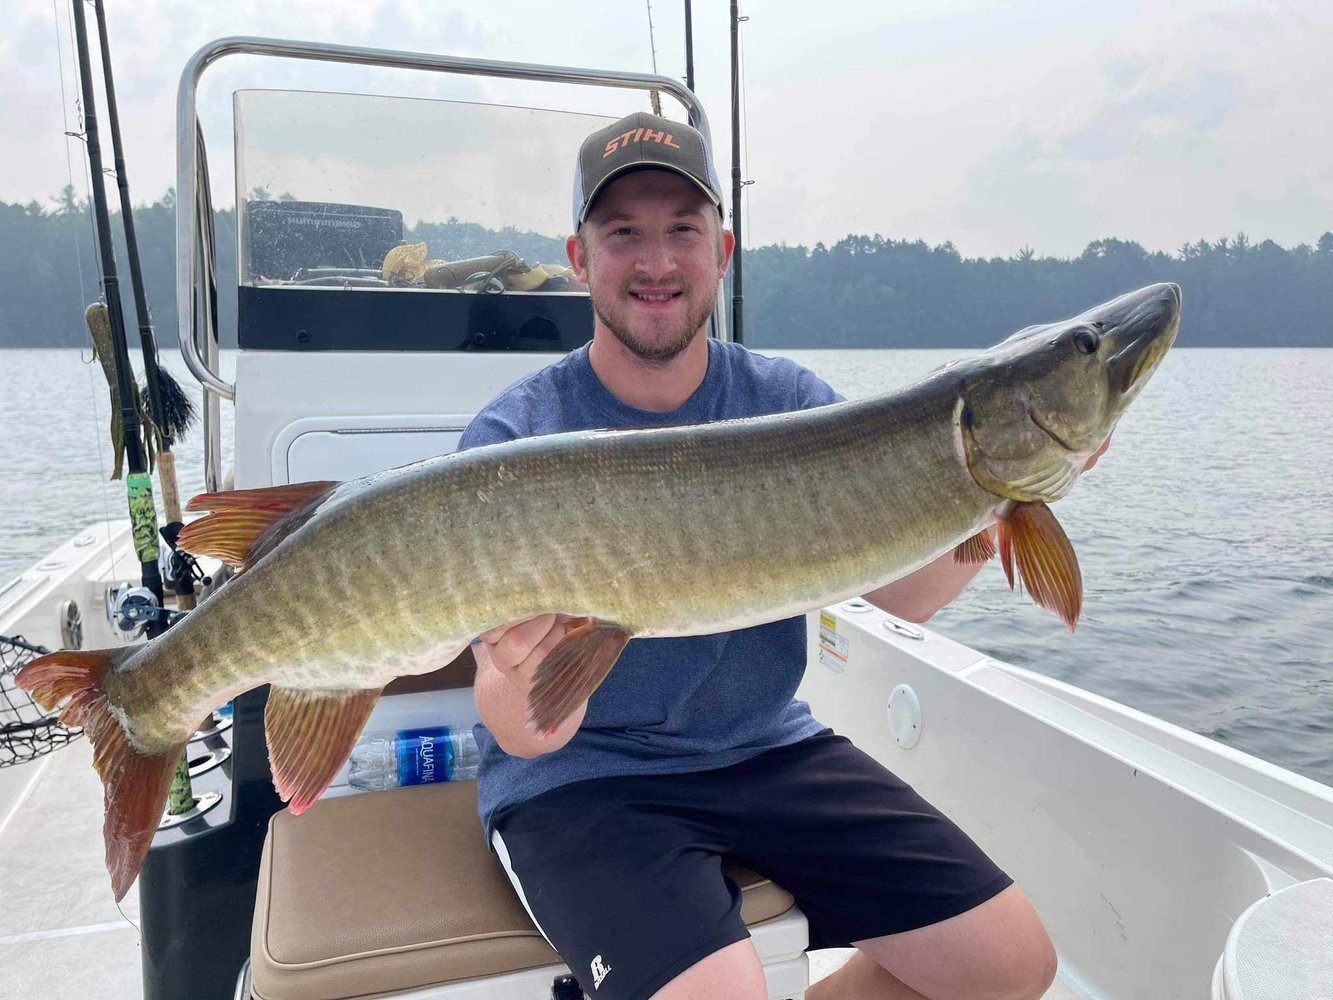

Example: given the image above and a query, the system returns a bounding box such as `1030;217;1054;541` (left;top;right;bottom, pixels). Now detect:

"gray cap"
572;111;724;229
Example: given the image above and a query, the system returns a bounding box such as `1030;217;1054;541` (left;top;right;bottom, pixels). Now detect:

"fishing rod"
72;0;202;819
730;0;745;344
684;0;695;92
90;0;198;611
70;0;170;640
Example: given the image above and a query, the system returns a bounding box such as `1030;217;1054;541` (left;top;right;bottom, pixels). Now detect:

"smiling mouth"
630;290;682;303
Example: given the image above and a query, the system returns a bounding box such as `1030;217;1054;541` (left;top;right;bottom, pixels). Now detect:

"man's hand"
473;614;587;755
1083;432;1111;472
477;613;572;686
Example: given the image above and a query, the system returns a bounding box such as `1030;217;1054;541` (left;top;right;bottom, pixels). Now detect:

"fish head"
959;282;1181;503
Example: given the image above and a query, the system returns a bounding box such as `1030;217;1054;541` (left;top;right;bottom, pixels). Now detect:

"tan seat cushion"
251;780;797;1000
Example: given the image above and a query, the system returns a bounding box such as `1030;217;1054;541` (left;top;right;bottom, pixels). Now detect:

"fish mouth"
1100;283;1181;396
1028;406;1079;452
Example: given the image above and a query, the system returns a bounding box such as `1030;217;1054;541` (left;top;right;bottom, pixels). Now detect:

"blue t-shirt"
458;339;845;840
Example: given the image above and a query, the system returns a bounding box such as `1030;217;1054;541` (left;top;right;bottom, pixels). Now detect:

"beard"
588;273;717;365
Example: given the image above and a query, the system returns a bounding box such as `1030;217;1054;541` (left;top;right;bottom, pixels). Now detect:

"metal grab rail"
174;35;716;405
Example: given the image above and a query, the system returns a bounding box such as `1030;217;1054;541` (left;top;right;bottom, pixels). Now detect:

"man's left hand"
1083;433;1111;472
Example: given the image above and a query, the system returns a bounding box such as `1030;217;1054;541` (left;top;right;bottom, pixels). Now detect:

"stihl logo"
604;127;681;157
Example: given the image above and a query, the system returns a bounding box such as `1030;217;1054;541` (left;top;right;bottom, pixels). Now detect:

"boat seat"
1211;877;1333;1000
250;779;801;1000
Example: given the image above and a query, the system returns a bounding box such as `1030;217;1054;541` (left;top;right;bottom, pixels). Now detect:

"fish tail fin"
16;647;183;901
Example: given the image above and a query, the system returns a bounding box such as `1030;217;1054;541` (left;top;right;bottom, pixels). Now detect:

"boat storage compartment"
249;780;809;999
1211;877;1333;999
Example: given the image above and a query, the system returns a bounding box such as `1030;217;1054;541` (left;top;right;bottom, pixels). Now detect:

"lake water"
1;347;1330;787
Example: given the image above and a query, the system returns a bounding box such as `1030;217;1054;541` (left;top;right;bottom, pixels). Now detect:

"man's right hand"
477;613;573;686
473;613;588;755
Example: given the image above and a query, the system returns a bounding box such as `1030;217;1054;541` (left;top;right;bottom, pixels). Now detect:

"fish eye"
1071;328;1100;355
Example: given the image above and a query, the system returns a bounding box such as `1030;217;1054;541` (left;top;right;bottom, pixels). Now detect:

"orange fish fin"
264;685;383;814
185;481;338;513
526;618;632;737
996;517;1016;589
16;647;182;901
178;481;338;569
953;528;997;564
1000;501;1083;631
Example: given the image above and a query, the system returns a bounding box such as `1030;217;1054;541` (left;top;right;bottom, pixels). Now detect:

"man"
462;111;1072;1000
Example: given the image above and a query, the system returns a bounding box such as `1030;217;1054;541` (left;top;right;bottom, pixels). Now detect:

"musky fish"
19;282;1181;900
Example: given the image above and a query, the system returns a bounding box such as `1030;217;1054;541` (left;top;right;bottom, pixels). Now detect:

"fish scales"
103;378;984;755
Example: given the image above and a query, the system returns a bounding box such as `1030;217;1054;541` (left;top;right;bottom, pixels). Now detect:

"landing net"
0;635;83;767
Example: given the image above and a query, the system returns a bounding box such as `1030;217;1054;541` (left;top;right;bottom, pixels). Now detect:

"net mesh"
0;634;83;768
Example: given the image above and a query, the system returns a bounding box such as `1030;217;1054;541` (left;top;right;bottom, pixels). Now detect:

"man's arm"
862;527;993;623
862;433;1112;622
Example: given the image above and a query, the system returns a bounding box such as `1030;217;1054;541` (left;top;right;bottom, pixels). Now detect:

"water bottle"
348;726;480;790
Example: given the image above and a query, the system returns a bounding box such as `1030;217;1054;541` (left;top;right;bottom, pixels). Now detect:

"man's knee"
989;923;1057;1000
650;938;766;1000
856;885;1057;1000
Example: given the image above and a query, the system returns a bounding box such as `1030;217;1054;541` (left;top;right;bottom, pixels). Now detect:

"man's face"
567;170;734;364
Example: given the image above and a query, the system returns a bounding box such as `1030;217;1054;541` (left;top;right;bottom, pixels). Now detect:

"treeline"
743;233;1333;348
2;188;1330;349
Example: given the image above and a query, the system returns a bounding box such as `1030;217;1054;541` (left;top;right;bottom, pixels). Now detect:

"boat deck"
0;740;1093;999
1;741;143;999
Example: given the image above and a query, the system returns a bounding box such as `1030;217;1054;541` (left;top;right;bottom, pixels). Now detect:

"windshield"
234;89;613;293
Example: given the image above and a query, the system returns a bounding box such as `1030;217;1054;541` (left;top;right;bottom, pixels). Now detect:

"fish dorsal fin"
953;528;997;565
997;502;1083;631
264;685;383;814
526;618;632;736
177;481;338;569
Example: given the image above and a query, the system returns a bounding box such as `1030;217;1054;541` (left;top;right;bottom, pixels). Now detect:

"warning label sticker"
818;612;849;673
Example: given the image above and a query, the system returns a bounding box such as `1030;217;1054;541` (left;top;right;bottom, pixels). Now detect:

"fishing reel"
159;521;212;596
105;582;161;638
105;582;187;638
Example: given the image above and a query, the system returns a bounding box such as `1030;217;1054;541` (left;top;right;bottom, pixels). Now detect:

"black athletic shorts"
488;729;1012;1000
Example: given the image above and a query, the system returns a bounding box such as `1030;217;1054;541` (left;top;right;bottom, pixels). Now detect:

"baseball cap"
572;111;724;230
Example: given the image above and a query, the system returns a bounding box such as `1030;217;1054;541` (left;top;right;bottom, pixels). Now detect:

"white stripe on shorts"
491;828;557;950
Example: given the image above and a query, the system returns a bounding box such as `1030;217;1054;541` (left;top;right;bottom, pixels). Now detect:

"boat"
2;25;1331;1000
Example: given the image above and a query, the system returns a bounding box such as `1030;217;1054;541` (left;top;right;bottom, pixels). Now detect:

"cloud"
952;5;1333;257
4;0;1331;260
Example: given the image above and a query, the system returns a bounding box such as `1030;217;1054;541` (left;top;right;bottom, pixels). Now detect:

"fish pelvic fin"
16;646;182;901
953;528;997;565
997;502;1083;631
264;685;383;814
526;618;632;737
177;481;338;570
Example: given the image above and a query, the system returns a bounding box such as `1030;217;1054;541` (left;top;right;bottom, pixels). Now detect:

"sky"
3;0;1331;259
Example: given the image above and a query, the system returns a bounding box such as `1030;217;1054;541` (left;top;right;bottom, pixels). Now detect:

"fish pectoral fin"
264;685;383;814
177;481;338;569
997;502;1083;631
15;646;180;902
526;618;632;737
953;528;997;565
